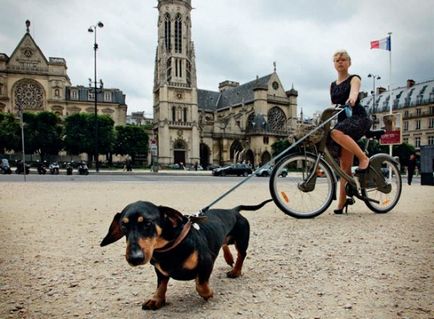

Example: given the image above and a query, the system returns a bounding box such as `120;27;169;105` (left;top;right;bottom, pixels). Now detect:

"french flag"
370;36;391;51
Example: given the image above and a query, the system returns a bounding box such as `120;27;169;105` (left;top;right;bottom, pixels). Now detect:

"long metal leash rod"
199;107;345;213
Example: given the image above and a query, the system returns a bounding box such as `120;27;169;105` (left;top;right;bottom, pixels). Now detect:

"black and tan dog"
100;199;272;310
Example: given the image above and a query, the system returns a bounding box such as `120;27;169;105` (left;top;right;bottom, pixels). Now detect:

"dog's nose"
127;249;145;266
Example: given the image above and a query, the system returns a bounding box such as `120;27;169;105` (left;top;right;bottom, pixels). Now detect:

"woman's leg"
337;149;354;209
331;129;369;169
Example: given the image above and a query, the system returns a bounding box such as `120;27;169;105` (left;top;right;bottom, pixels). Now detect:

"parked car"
255;164;288;177
212;163;253;177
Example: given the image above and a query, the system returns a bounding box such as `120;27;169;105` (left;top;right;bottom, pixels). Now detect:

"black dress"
328;74;372;157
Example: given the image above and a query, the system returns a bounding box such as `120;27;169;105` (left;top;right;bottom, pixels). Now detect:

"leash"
197;106;345;215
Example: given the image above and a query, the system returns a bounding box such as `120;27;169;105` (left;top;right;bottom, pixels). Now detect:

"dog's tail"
234;199;273;212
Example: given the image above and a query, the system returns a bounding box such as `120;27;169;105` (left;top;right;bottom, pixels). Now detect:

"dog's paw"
200;290;213;301
226;269;241;278
142;298;166;310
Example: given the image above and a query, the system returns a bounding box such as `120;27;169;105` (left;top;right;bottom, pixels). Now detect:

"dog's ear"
100;212;124;247
159;206;185;228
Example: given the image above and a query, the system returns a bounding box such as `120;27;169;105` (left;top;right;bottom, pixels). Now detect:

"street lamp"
88;21;104;173
368;73;381;129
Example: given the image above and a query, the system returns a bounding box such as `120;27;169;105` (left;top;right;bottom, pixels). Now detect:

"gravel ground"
0;181;433;319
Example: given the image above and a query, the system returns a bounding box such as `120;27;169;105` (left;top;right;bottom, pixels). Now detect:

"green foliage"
271;139;291;156
0;112;20;152
64;113;93;155
22;112;63;159
64;113;114;156
113;125;149;161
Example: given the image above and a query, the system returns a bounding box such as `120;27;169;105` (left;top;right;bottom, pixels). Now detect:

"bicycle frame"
298;106;398;203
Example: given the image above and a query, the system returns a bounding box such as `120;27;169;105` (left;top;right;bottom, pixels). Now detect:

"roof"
197;74;273;112
360;79;434;112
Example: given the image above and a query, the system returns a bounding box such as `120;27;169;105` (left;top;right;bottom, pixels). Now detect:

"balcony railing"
169;121;192;127
246;127;288;137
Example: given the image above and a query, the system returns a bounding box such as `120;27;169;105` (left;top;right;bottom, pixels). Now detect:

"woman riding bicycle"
329;50;372;214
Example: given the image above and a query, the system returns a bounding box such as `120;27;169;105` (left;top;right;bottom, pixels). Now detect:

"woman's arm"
346;76;361;107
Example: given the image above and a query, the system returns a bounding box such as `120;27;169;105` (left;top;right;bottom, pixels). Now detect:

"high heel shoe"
334;197;355;214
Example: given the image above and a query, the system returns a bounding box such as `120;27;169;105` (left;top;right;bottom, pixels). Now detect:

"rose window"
268;107;286;131
14;79;44;110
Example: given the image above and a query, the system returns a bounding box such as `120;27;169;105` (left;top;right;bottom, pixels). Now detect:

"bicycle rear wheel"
269;153;335;218
362;158;402;213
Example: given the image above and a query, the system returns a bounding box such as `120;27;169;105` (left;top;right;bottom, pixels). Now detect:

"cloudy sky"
1;0;433;117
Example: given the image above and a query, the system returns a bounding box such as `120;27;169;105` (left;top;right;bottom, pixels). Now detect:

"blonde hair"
333;50;351;63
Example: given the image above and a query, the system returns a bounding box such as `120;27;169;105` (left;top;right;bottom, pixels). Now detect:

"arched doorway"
230;139;243;162
261;151;271;166
200;143;210;169
246;149;254;167
173;139;186;165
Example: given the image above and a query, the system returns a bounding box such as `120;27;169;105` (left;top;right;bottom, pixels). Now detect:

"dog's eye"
120;221;128;231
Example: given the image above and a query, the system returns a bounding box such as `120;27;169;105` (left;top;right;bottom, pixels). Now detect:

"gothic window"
14;79;44;110
246;113;255;131
186;60;191;86
164;13;171;51
175;14;182;53
172;106;176;121
166;58;172;81
183;107;187;122
268;106;287;132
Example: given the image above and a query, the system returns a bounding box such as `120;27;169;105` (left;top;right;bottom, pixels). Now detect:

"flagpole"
388;32;393;157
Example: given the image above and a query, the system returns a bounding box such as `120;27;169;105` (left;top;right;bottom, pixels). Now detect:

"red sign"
380;130;401;145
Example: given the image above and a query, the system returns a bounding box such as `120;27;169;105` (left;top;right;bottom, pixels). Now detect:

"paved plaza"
0;178;433;318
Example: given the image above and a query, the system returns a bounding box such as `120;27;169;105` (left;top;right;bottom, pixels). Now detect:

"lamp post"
88;21;104;173
368;73;381;129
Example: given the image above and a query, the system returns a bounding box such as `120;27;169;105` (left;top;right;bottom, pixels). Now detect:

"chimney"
407;79;415;88
218;80;239;92
377;87;386;95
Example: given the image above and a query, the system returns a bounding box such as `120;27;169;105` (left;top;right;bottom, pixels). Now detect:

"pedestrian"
407;152;416;185
328;50;372;214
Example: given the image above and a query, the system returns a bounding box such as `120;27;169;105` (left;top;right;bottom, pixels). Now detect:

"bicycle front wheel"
362;158;402;213
269;153;335;218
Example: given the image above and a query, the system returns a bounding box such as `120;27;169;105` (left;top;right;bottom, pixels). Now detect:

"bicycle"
269;105;402;219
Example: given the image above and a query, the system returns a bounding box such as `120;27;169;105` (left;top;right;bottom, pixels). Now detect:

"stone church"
153;0;298;168
0;20;127;125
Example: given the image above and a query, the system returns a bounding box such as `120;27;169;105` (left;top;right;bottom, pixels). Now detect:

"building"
126;111;154;126
361;79;434;149
153;0;298;168
0;20;127;125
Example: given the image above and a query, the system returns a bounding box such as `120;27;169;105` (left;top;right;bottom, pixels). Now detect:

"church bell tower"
153;0;199;166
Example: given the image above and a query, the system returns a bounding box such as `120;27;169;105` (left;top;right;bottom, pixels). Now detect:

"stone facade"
153;0;298;168
0;21;127;125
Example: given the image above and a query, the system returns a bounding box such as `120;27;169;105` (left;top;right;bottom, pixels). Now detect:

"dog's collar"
154;220;192;253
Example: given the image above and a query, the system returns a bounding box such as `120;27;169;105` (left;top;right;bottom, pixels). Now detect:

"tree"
0;112;20;153
64;113;115;165
64;113;93;155
271;139;290;157
113;125;149;162
23;112;63;160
